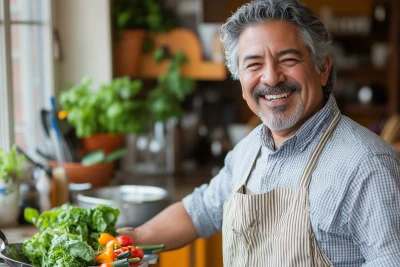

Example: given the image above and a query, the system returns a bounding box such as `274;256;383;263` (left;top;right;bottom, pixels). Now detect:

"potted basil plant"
0;145;25;226
59;76;147;155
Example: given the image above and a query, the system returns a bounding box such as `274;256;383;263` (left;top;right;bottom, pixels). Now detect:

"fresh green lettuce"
23;204;120;266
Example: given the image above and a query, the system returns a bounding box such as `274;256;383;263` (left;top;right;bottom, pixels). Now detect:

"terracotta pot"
82;133;125;155
49;161;115;188
113;29;146;77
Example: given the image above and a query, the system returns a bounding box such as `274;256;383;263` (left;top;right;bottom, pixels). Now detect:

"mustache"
252;82;302;101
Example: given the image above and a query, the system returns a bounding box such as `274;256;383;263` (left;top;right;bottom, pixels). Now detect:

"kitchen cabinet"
154;233;223;267
113;28;227;81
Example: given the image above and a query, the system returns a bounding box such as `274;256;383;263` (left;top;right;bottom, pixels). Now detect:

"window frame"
0;0;14;150
0;0;55;152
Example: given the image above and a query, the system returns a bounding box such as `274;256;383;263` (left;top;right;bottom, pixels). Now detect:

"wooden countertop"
1;225;38;243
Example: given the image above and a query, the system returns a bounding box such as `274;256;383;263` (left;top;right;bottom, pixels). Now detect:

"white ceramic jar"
0;178;20;227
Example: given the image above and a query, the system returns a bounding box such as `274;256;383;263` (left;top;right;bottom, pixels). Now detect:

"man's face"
238;21;331;134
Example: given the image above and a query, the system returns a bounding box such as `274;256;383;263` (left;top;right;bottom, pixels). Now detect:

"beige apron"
222;112;340;267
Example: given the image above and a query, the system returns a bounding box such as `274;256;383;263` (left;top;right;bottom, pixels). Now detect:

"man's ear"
319;55;332;87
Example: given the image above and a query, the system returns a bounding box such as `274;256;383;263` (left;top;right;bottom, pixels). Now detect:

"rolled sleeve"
182;151;235;238
347;154;400;266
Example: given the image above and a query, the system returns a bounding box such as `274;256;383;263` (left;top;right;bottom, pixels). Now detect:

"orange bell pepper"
95;247;116;263
98;233;118;246
106;239;121;250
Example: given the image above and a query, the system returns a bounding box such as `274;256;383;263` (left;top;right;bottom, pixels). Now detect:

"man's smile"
253;82;301;109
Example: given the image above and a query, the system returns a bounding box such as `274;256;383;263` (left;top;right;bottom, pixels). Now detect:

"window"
0;0;54;155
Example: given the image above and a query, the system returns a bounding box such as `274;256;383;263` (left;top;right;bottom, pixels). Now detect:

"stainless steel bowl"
77;185;170;227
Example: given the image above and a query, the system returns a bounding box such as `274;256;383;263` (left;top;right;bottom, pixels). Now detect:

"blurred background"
2;0;399;171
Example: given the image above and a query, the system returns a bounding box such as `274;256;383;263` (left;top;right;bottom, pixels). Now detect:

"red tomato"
130;248;144;260
117;235;134;247
114;246;129;256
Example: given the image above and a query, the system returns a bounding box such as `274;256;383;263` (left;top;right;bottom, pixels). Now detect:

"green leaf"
0;145;26;182
117;10;133;29
104;148;127;162
65;238;95;262
81;150;105;166
153;47;167;63
24;208;40;224
106;103;124;119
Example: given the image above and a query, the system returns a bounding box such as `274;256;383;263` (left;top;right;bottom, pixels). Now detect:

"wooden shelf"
136;29;227;81
344;103;387;115
337;66;388;76
332;33;389;42
342;103;388;127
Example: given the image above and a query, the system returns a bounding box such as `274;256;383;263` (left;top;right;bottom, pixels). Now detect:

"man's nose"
260;63;285;87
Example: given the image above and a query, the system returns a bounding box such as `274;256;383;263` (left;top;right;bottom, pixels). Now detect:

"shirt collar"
257;94;340;152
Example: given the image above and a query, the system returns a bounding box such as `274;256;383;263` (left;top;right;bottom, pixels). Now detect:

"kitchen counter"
1;225;38;244
1;166;215;244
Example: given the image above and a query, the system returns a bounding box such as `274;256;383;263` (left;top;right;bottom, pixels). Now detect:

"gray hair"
220;0;336;95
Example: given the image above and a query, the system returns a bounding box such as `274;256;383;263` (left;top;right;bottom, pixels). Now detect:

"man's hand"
116;202;198;250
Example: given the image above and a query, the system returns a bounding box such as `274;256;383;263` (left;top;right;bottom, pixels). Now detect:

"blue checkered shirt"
183;95;400;266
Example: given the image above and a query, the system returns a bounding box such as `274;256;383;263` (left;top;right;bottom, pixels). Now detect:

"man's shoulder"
333;116;399;159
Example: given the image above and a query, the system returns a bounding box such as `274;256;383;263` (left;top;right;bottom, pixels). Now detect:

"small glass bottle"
51;166;69;207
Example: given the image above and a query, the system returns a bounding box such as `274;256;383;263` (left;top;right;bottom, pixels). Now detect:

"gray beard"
258;95;303;131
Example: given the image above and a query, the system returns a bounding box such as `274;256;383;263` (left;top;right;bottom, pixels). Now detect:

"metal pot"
77;185;170;227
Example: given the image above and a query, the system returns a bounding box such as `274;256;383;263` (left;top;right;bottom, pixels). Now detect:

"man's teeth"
265;92;292;100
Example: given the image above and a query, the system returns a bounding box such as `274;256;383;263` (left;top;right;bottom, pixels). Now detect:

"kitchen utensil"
49;102;73;163
40;109;80;162
77;185;169;227
16;146;52;177
0;230;158;267
35;147;53;161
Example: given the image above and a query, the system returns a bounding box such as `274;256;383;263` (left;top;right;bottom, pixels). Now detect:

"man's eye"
246;63;261;69
280;58;300;66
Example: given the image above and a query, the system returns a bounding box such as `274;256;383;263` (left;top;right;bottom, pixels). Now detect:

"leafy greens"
23;204;120;266
0;145;25;183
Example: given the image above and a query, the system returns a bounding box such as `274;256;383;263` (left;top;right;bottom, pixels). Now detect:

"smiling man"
118;1;400;266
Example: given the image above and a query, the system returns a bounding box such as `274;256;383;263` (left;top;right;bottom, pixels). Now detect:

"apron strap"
235;145;261;190
299;112;341;188
235;111;340;191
